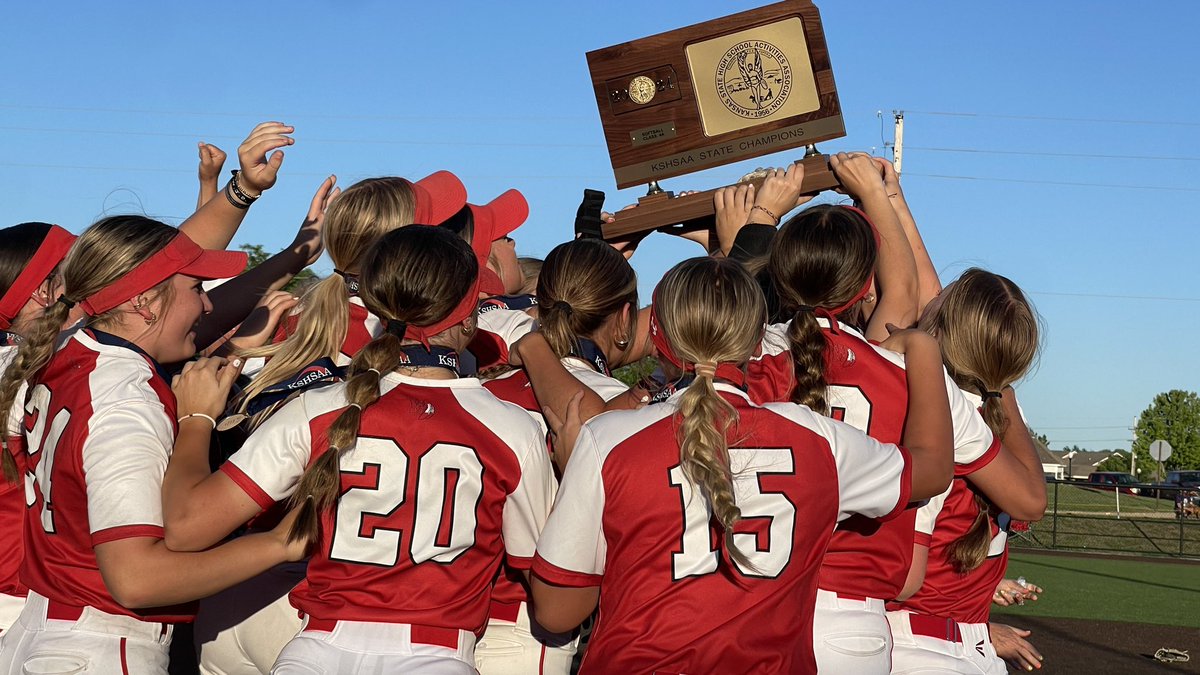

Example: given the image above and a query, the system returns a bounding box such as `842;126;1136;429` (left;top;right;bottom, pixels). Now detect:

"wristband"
178;413;217;430
224;183;251;210
750;205;780;225
228;170;261;203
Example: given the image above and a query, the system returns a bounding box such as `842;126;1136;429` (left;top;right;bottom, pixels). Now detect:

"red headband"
0;225;76;329
79;233;247;317
649;305;746;387
402;270;484;348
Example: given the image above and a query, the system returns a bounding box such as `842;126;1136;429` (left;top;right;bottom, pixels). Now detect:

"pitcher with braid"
529;256;954;674
160;225;554;674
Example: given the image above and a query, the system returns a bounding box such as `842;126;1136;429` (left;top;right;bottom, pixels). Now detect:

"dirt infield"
1001;616;1198;674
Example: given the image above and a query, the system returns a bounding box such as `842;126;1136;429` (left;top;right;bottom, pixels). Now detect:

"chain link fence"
1009;479;1200;558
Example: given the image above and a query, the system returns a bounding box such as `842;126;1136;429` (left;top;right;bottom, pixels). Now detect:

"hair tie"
552;300;574;316
348;402;363;411
333;269;360;295
366;368;381;377
56;295;76;309
693;361;718;379
795;304;815;313
383;320;407;339
982;390;1003;400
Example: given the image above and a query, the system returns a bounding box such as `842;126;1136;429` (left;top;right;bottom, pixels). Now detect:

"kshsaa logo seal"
715;40;792;119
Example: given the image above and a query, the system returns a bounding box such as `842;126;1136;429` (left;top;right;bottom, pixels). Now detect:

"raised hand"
293;175;339;267
172;356;244;420
750;161;806;225
829;151;888;203
713;183;755;255
226;291;300;352
196;143;227;209
236;121;295;195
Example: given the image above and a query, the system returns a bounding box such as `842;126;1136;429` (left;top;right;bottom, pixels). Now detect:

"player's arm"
194;176;335;350
163;358;293;551
512;332;645;425
178;122;293;250
196;142;227;211
960;389;1047;522
831;153;919;341
530;581;599;634
530;424;607;633
96;519;304;608
876;158;941;312
882;330;953;499
896;486;944;600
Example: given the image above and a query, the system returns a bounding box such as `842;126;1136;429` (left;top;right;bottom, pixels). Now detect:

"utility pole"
893;110;905;175
1130;415;1138;478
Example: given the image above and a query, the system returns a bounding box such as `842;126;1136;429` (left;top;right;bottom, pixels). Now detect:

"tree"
238;243;319;293
1131;389;1200;480
1094;451;1130;473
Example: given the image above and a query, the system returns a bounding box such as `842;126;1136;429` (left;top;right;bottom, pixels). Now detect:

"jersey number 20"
330;437;484;567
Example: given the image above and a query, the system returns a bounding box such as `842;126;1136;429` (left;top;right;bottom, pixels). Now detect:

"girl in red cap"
0;216;306;675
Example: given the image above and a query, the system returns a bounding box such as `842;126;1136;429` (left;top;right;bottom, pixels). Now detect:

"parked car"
1164;470;1200;488
1087;472;1141;494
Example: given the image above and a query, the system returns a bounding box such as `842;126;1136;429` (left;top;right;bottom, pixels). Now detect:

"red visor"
649;304;746;387
79;233;247;317
467;189;529;296
410;170;468;226
404;268;484;348
0;225;76;330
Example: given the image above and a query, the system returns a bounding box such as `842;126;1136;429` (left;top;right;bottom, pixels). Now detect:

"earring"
132;301;156;325
863;293;877;304
615;338;630;349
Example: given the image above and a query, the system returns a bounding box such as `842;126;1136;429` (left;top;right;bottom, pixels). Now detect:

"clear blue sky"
3;1;1197;452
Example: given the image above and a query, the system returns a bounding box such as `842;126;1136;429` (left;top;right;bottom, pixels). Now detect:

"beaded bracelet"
750;205;780;225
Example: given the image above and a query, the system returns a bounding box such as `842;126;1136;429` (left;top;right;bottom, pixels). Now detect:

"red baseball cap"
80;232;247;316
409;170;468;226
466;189;529;296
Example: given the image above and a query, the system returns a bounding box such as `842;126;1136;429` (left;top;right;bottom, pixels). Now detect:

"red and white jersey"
901;392;1009;624
482;358;627;615
533;384;912;674
1;344;28;598
221;373;554;634
20;330;189;621
748;319;999;601
274;297;383;367
470;308;534;372
483;357;628;424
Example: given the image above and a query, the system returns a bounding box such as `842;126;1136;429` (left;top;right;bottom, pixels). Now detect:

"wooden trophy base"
601;153;839;240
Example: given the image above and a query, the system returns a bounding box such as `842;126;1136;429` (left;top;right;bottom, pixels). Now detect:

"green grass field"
1049;483;1179;515
994;551;1200;628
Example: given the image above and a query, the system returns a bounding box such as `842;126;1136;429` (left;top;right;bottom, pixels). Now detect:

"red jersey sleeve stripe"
879;445;914;522
954;434;1002;476
219;462;277;511
91;524;164;546
505;554;534;571
913;532;932;546
532;554;601;588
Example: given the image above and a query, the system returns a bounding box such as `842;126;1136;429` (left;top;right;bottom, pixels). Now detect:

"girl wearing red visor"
0;216;306;674
160;226;553;674
529;256;953;674
0;223;76;634
237;171;468;421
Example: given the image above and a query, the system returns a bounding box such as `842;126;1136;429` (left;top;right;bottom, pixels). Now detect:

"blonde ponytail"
654;257;766;570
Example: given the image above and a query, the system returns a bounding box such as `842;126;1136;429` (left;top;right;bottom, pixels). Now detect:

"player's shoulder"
581;399;676;459
477;306;534;340
67;331;166;409
756;321;791;360
562;359;628;402
443;377;545;453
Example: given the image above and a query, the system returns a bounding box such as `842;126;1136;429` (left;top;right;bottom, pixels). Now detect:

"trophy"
585;0;845;239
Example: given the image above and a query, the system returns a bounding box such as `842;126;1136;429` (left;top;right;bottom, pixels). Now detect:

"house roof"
1049;449;1125;469
1033;436;1062;466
